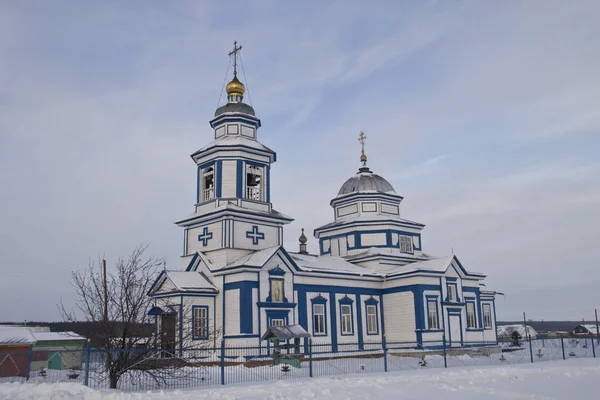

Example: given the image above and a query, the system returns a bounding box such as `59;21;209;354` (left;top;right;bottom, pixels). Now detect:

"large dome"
337;167;396;196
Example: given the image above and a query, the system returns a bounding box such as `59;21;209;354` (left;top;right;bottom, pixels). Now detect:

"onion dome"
226;75;245;97
299;228;308;244
337;167;397;196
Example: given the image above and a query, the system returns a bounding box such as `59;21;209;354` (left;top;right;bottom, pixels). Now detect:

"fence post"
83;339;91;386
528;335;534;363
592;335;596;358
309;339;313;378
443;334;447;368
220;340;225;385
383;336;388;372
25;345;33;381
561;337;566;360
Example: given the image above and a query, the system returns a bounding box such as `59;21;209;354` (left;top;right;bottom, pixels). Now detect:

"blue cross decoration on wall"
197;227;213;247
246;225;265;245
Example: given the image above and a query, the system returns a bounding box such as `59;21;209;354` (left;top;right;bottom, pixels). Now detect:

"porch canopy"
261;324;310;341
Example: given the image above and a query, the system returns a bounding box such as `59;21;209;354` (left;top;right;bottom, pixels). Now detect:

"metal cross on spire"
358;131;368;166
229;41;243;77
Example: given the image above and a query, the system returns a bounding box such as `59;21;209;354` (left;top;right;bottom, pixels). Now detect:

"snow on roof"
290;252;381;276
261;324;311;340
0;327;36;345
227;246;280;268
497;325;538;337
344;247;431;262
386;255;455;275
32;331;85;342
166;271;218;292
575;324;599;333
196;135;275;154
316;214;424;231
176;203;293;226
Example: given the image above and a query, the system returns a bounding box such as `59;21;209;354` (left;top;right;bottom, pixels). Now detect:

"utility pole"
595;309;599;345
103;259;108;328
523;312;528;340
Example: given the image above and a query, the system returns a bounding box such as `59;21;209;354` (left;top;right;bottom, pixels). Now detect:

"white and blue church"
148;45;499;353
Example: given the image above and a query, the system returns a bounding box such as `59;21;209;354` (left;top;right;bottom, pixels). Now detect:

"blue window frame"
483;303;493;329
311;295;328;336
338;295;354;336
364;297;379;335
266;310;289;327
446;283;459;302
192;306;209;340
425;295;440;330
466;300;477;329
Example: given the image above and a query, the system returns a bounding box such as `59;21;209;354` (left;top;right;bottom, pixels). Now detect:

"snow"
497;324;538;338
291;252;382;276
32;331;85;342
0;327;36;345
196;135;274;154
1;358;599;399
165;271;217;291
226;246;280;268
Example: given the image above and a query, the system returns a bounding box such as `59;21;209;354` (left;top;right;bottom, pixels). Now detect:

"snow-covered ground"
1;358;599;399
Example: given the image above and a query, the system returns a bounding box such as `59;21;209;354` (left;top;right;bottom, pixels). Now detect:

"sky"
0;0;599;322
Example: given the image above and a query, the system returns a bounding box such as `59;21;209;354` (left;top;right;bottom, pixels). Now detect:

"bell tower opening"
246;165;262;201
202;166;215;202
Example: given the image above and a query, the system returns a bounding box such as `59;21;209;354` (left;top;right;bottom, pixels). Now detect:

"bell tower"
176;42;293;268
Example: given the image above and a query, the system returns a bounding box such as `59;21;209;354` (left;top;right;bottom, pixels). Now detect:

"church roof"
194;135;275;155
337;167;396;197
315;214;425;232
290;252;382;276
163;271;218;292
176;203;293;226
227;246;281;268
343;247;431;262
214;102;256;117
385;254;486;277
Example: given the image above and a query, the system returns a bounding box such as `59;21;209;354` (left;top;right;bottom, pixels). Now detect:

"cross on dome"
358;131;368;167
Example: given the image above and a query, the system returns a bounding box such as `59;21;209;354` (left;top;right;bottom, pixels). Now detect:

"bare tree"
61;245;220;389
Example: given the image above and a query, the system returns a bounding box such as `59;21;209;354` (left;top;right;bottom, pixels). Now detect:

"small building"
30;331;86;372
572;324;599;336
497;325;537;341
0;327;35;378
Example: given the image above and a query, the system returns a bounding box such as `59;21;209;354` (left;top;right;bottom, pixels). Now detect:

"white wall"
383;292;415;342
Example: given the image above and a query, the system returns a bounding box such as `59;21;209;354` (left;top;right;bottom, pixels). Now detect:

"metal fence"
1;336;597;391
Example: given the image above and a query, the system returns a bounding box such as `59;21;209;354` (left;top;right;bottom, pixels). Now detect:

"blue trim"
223;281;259;291
246;225;265;245
236;160;243;198
266;165;271;202
239;284;254;334
221;276;226;337
209;116;261;129
151;291;217;298
355;294;363;349
196;165;200;204
257;302;296;308
197;227;213;247
268;265;286;276
298;290;308;352
492;299;498;344
338;295;355;336
192;305;209;340
310;295;328;336
425;295;440;330
216;160;222;197
379;295;386;339
364;296;380;336
223;334;261;339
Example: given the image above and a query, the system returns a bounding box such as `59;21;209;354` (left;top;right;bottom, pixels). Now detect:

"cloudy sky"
1;0;599;322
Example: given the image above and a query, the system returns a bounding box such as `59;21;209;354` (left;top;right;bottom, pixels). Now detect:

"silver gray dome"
337;167;396;196
214;102;256;117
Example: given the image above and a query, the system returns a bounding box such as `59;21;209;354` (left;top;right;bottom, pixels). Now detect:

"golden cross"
358;131;367;166
229;41;243;76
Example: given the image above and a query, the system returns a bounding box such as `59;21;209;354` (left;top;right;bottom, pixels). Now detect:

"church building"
148;43;499;353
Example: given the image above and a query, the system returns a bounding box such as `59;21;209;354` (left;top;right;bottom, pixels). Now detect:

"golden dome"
226;75;245;97
299;228;308;244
